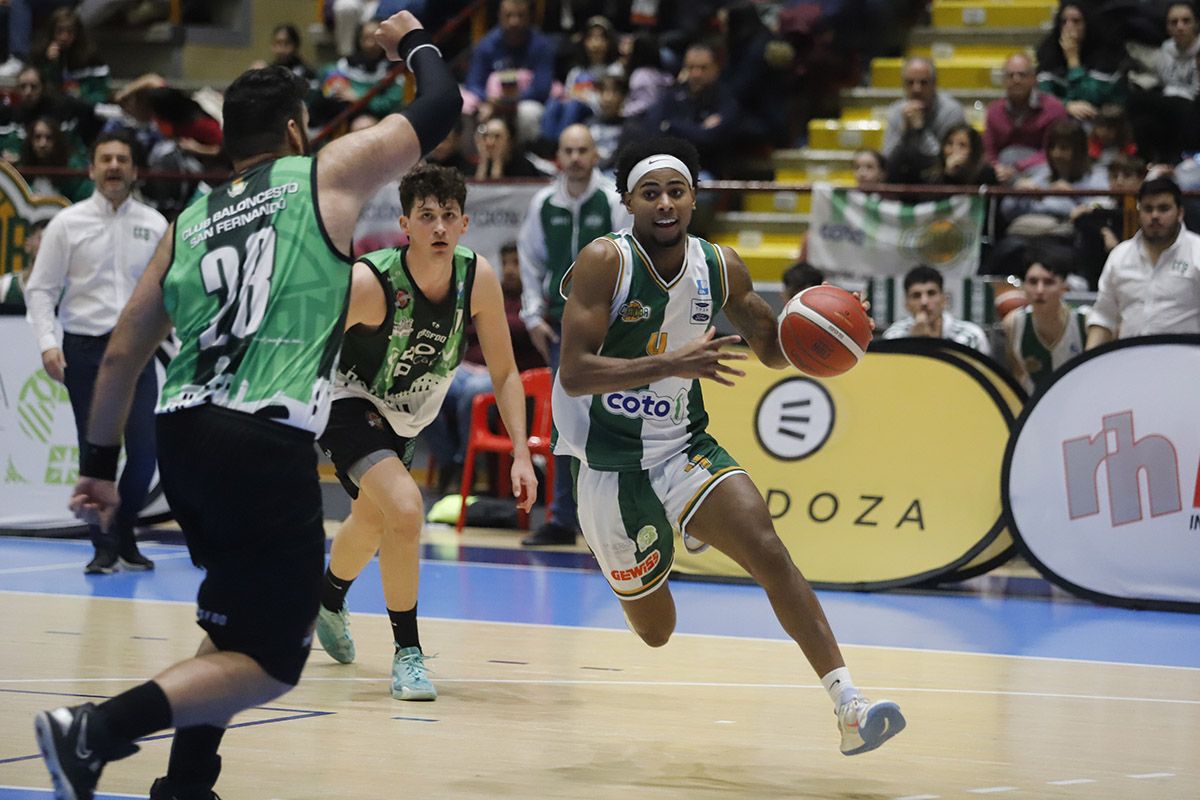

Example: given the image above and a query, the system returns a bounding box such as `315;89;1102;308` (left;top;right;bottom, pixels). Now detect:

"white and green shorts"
573;435;745;600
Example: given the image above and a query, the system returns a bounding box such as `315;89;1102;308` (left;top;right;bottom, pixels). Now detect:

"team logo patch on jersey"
635;525;659;552
227;179;247;198
690;299;712;325
619;300;652;323
395;289;411;309
365;410;385;430
694;278;711;296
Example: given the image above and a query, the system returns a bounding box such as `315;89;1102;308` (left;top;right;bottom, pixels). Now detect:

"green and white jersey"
159;156;352;435
552;231;729;471
1010;304;1089;392
334;244;477;437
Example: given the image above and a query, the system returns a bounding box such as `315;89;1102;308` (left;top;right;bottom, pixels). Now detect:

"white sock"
821;667;856;708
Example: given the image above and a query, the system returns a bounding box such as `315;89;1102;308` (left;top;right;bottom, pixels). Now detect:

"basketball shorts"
319;397;417;500
156;405;325;686
574;434;745;600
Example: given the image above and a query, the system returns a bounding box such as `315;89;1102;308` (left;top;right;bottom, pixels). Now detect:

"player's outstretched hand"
668;328;748;386
68;477;121;533
511;456;538;513
376;10;424;62
821;281;877;331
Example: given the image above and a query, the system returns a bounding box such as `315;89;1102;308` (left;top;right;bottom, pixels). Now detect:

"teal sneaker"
391;646;437;701
315;605;356;664
836;695;906;755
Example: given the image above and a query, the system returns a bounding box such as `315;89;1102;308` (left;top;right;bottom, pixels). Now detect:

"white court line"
895;795;941;799
0;553;192;575
967;788;1018;795
1048;779;1097;785
0;786;145;799
2;675;1198;707
1128;773;1175;779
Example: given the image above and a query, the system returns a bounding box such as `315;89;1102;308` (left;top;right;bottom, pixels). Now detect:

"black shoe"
117;545;154;572
33;703;138;800
149;776;222;800
84;551;119;575
521;521;577;546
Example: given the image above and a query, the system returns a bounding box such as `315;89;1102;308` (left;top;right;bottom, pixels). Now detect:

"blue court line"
1;537;1198;669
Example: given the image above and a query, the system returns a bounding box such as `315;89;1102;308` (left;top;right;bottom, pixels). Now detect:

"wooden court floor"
0;537;1198;799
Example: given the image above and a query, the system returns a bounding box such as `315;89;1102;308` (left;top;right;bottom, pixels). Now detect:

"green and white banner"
807;184;985;276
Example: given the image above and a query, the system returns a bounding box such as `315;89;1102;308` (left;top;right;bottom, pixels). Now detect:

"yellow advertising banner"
673;343;1016;588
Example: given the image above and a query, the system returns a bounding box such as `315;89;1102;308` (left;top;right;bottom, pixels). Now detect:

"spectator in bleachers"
781;261;825;303
984;53;1068;184
1035;2;1126;124
422;241;545;494
882;57;967;185
474;115;549;179
310;20;405;130
720;1;792;149
0;0;78;78
617;32;674;123
1072;153;1146;289
644;41;739;177
1002;119;1107;236
852;149;887;186
883;264;990;354
1087;175;1200;346
925;124;997;186
31;7;110;105
464;0;556;145
328;0;377;58
0;65;99;162
1087;104;1138;166
262;23;318;92
1001;245;1089;392
540;15;620;145
425;115;474;176
19;115;93;201
587;74;630;173
1127;2;1200;165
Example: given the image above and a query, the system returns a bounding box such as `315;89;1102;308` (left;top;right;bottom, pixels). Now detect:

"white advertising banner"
1004;336;1200;611
0;314;170;529
353;179;546;266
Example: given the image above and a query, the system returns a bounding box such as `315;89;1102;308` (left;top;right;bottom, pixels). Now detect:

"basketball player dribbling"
553;136;906;755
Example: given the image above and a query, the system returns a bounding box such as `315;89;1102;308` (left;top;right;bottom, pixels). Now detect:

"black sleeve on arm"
397;29;463;156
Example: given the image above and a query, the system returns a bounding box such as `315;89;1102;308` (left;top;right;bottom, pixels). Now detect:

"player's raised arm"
557;239;746;396
719;245;790;369
316;11;461;248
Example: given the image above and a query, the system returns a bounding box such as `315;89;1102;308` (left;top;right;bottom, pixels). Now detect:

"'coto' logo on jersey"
619;300;651;323
603;389;688;423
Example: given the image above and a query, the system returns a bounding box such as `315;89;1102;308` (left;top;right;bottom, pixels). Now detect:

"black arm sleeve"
397;30;463;157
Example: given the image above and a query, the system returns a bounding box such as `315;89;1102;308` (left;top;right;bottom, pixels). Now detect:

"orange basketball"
995;289;1029;319
778;286;872;377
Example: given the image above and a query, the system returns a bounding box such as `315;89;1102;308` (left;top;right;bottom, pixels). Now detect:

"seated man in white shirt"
882;264;991;355
1087;175;1200;348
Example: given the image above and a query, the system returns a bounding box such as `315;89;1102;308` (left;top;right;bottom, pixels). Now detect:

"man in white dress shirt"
25;130;168;573
1087;176;1200;347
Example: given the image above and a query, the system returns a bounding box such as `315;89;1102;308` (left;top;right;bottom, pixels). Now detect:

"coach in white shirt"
25;130;168;574
1087;176;1200;348
882;264;991;355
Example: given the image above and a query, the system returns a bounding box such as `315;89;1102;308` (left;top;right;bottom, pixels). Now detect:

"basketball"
995;289;1029;319
778;285;872;377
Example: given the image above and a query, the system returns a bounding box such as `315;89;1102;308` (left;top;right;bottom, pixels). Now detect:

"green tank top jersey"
334;244;477;437
1010;305;1089;392
158;156;352;435
551;232;729;471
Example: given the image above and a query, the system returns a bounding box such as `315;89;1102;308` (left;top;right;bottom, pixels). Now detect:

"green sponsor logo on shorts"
636;525;658;553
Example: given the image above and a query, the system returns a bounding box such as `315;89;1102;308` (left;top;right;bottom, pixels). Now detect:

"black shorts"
318;397;416;500
156;405;325;686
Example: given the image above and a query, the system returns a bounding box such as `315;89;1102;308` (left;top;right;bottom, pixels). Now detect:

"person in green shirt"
314;163;537;701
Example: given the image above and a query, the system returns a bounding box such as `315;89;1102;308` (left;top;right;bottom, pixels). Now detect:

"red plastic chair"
456;367;554;531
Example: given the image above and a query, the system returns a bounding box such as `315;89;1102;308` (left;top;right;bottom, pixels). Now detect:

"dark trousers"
62;332;158;551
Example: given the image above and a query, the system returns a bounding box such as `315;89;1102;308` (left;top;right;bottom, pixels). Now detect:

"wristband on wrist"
80;442;120;481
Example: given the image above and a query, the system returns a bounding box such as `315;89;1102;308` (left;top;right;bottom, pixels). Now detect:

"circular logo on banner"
754;377;834;460
1004;336;1200;612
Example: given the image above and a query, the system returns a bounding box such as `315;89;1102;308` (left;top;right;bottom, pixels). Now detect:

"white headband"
626;155;693;193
